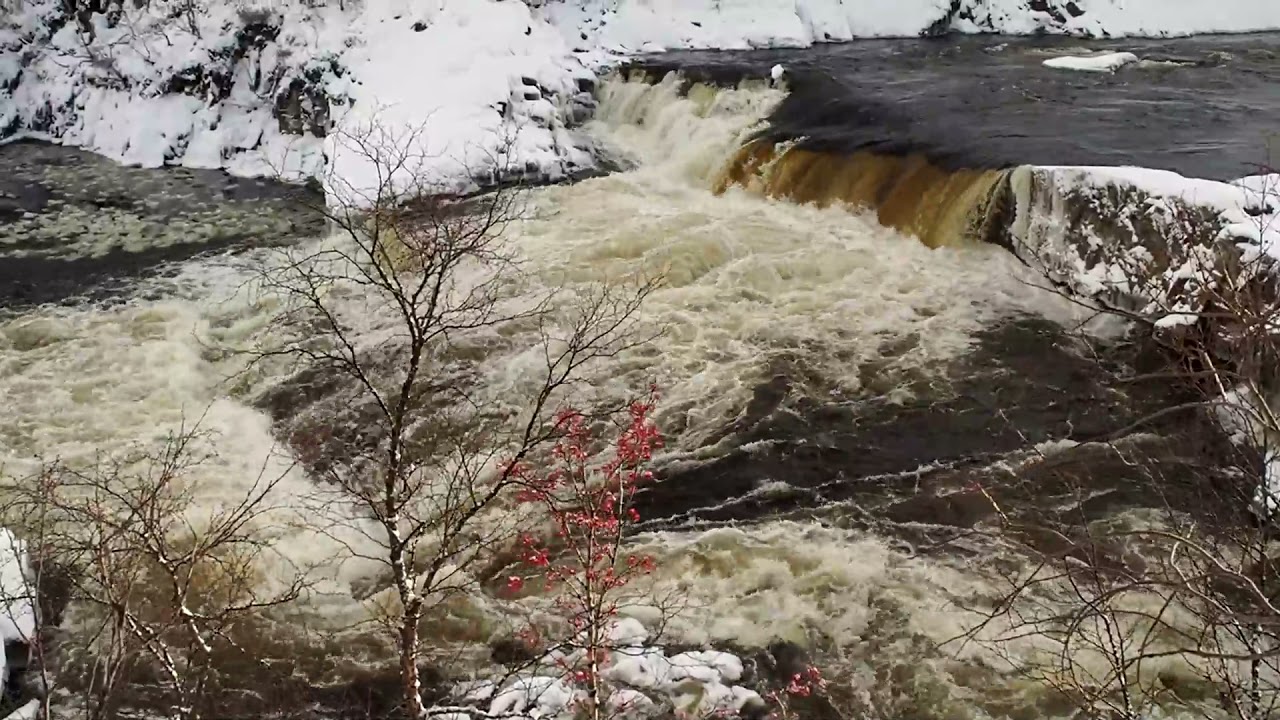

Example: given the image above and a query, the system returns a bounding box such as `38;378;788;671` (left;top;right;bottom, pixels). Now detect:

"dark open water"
631;32;1280;179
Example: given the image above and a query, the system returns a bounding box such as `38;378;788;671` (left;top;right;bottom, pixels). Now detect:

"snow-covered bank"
0;0;598;192
545;0;1280;53
0;0;349;179
5;0;1280;196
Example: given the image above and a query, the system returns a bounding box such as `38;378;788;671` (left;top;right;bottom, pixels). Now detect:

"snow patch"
1043;51;1139;73
441;620;764;720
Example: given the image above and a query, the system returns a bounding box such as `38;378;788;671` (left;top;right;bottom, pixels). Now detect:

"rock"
489;637;538;667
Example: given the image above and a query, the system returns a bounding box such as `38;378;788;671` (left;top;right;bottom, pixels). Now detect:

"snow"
443;619;763;720
0;530;35;645
2;0;344;180
1017;165;1280;270
1043;51;1139;73
972;0;1280;37
325;0;595;200
488;676;579;718
0;528;35;690
1008;165;1280;519
606;617;650;646
3;700;40;720
5;0;1280;195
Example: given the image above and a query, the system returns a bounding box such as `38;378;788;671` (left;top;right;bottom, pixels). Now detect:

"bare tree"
251;115;658;718
0;422;309;720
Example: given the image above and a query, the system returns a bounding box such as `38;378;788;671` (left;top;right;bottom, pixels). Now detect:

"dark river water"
632;32;1280;179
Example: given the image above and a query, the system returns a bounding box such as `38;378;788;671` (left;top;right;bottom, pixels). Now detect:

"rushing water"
0;63;1202;719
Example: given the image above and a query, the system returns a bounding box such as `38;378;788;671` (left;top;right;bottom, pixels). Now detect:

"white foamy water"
487;74;1085;449
0;255;384;621
0;73;1088;682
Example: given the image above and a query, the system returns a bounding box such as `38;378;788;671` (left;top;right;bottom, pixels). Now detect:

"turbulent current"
0;72;1177;718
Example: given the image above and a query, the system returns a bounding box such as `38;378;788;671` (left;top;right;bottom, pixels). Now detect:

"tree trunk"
398;616;426;720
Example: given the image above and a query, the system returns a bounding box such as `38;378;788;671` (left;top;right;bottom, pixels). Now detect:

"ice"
1042;51;1139;73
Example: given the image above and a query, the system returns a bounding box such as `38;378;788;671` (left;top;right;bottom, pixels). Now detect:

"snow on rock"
327;0;595;200
0;530;35;645
1009;165;1280;313
0;528;35;689
669;651;745;684
607;617;650;646
606;688;656;717
2;0;347;180
1232;174;1280;214
488;676;579;718
1008;165;1280;518
445;619;763;720
1042;51;1139;73
4;700;40;720
967;0;1280;37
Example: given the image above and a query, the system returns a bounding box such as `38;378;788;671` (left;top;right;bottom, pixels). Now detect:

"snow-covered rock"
1009;164;1280;313
446;619;764;720
488;676;579;718
0;528;35;691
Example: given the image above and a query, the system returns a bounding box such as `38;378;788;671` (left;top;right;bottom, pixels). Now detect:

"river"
1;31;1274;719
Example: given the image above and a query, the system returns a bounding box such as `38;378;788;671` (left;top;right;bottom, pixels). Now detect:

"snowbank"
545;0;1280;55
5;0;1279;196
1042;51;1139;73
1;0;349;179
966;0;1280;37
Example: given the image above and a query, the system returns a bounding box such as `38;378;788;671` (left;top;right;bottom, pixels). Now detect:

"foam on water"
0;253;381;621
0;71;1093;704
488;75;1086;448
